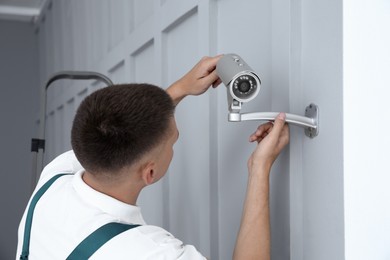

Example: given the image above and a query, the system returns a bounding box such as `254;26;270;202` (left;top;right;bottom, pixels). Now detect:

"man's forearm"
233;165;271;260
166;82;187;106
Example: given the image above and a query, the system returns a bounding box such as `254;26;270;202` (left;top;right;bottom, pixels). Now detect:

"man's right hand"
247;112;290;174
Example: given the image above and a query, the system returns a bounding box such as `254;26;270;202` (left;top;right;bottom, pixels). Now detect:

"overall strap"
66;222;140;260
20;173;70;260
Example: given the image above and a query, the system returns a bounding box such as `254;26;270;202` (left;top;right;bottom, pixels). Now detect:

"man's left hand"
167;55;223;105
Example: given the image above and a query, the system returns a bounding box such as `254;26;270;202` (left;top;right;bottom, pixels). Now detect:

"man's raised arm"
234;113;289;260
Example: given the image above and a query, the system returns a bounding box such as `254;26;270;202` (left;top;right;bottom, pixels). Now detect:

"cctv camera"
215;54;320;138
216;54;261;112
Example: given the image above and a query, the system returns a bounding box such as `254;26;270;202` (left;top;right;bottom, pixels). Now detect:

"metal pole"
30;71;114;192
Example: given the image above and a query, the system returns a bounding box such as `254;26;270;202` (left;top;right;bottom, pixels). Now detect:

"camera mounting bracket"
229;98;242;113
228;103;319;138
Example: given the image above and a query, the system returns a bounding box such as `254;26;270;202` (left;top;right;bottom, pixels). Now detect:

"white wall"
295;0;345;259
0;20;39;259
31;0;361;259
344;0;390;259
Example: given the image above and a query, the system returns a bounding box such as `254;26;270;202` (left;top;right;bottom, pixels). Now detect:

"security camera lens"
238;81;250;93
232;74;258;99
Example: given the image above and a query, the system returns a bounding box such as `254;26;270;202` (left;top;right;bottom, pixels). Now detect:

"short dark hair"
71;83;175;175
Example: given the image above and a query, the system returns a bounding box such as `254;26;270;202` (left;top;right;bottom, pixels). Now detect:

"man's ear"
141;162;155;186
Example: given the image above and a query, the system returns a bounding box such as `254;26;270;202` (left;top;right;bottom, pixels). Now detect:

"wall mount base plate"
304;103;319;138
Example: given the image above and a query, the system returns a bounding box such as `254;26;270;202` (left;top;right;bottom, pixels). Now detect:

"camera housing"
216;54;261;112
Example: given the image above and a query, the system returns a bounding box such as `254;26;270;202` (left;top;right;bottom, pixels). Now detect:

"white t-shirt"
16;150;206;259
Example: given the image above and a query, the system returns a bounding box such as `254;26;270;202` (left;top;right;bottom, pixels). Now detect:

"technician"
16;55;289;260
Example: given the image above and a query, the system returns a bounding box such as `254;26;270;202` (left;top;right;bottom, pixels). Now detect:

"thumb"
271;113;286;136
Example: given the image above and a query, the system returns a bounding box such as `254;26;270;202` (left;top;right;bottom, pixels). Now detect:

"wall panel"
162;8;211;255
131;40;156;84
38;18;47;87
62;1;74;71
74;87;89;112
44;5;54;78
108;60;126;84
134;0;154;27
300;1;344;259
108;0;125;50
51;1;63;72
216;0;280;258
89;0;109;64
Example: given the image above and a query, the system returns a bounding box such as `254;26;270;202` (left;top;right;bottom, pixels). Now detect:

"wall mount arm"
228;103;319;138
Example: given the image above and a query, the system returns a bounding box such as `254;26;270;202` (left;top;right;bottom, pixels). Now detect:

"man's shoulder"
38;150;83;184
93;224;206;259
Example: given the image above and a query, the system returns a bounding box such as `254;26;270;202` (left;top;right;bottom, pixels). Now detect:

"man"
16;55;289;259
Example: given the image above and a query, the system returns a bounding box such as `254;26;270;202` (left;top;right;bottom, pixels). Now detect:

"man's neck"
82;171;143;205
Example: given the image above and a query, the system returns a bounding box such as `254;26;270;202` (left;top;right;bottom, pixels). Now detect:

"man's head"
71;83;176;181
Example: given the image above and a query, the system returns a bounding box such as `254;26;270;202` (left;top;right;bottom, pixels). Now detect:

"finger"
256;128;273;143
199;54;224;78
249;135;257;142
256;128;272;143
269;113;286;137
249;123;273;142
256;121;273;131
200;69;220;88
280;124;290;145
212;78;222;88
203;54;224;72
254;125;272;137
257;122;273;134
208;54;224;65
249;125;267;141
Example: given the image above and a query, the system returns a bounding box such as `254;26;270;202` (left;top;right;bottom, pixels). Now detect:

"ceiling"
0;0;45;22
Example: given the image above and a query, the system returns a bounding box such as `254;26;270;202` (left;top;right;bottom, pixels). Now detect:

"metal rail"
31;71;113;191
